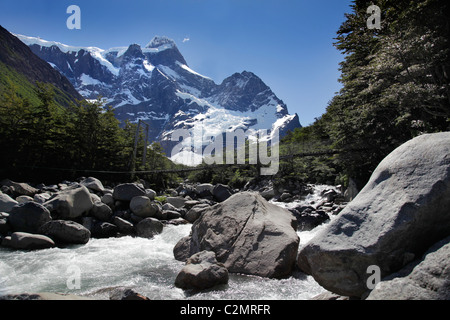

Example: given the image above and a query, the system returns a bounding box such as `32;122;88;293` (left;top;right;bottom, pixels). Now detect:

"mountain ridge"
15;33;302;158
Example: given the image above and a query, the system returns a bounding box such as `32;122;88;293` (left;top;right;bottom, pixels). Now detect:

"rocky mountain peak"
146;36;176;49
223;71;267;90
123;44;144;58
141;36;186;66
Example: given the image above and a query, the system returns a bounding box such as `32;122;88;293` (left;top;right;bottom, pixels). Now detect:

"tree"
322;0;450;185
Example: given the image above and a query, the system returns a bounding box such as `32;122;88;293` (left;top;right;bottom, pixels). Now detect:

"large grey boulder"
184;204;210;223
166;197;187;209
15;195;34;204
9;232;55;250
173;236;193;262
130;196;159;218
33;193;52;204
112;216;134;234
101;193;114;208
212;184;232;202
0;192;18;213
135;218;163;239
112;183;146;202
40;220;91;244
175;251;229;290
195;183;214;194
145;189;156;200
174;192;299;279
91;222;118;238
366;236;450;300
44;185;93;220
80;177;104;193
8;202;52;233
89;202;113;221
298;132;450;297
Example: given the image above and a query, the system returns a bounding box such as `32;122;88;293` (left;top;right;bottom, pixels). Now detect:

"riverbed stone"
135;218;163;239
175;251;229;290
212;184;232;202
0;193;18;213
260;188;276;200
101;193;114;208
174;192;299;279
166;197;187;209
195;183;214;194
44;185;93;220
33;193;52;204
145;189;156;200
9;232;55;250
16;195;34;204
184;204;209;223
289;206;330;231
1;180;39;197
80;177;104;193
112;183;146;202
297;132;450;297
112;216;134;234
174;236;192;262
91;222;118;238
8;202;52;233
89;202;113;222
40;220;91;244
130;196;159;218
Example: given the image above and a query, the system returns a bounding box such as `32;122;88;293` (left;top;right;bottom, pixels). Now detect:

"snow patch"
176;61;211;80
176;90;213;109
16;34;120;76
158;65;182;81
80;73;103;86
143;60;155;72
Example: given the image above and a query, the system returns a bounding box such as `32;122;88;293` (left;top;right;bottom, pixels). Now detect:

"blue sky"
0;0;352;126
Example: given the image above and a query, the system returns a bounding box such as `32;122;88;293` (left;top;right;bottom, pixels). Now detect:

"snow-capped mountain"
16;34;301;159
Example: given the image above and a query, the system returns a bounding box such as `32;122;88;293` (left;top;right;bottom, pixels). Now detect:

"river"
0;185;337;300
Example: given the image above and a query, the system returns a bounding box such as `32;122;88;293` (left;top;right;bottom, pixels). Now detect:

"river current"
0;185;336;300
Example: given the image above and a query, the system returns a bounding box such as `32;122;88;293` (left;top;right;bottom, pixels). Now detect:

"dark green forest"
281;0;449;189
1;0;449;190
0;75;178;187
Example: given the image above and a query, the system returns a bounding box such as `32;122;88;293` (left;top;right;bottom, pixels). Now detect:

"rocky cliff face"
16;34;301;156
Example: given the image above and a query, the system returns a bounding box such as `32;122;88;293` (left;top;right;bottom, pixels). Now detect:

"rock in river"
44;185;93;220
8;202;52;233
40;220;91;245
298;132;450;297
174;192;299;279
175;251;229;290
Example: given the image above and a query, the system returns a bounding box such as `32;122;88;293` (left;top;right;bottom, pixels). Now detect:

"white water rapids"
0;185;338;300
